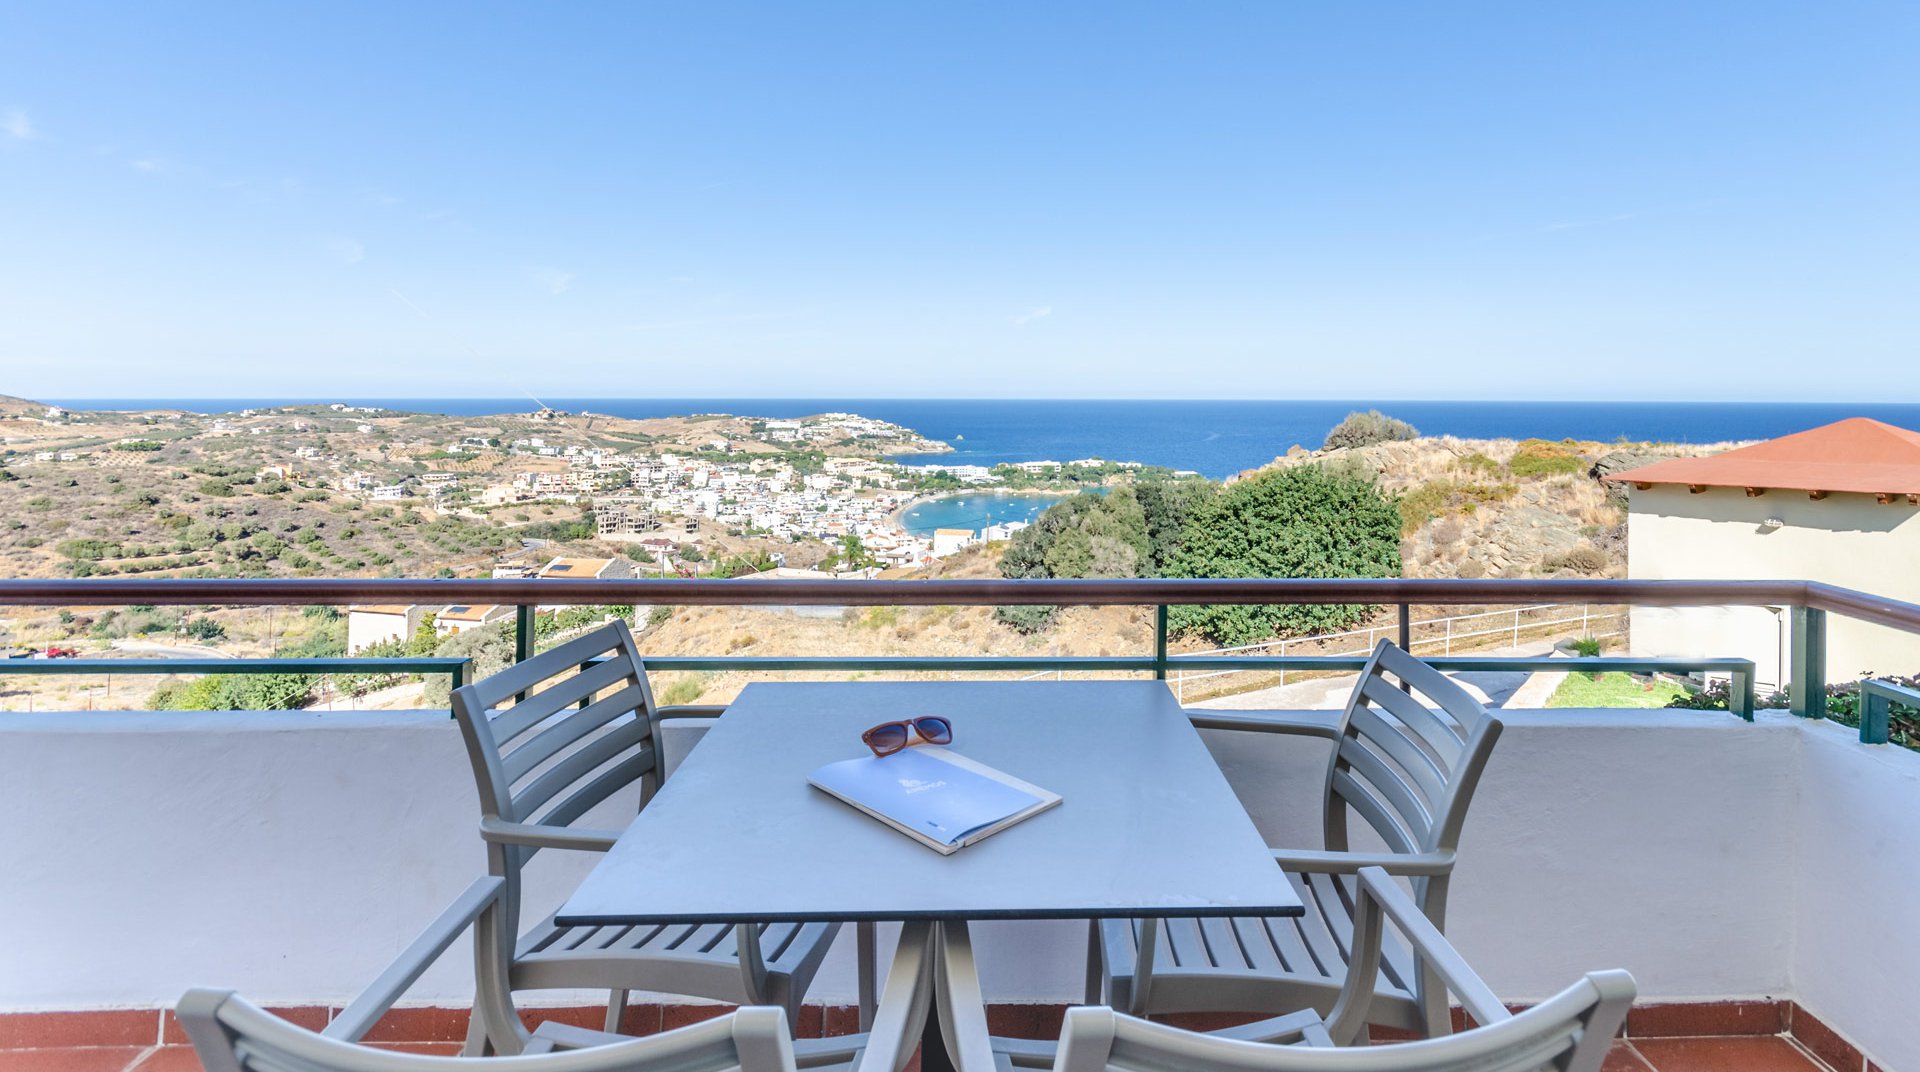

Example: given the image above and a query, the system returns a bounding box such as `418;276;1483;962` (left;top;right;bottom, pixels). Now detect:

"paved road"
109;640;230;659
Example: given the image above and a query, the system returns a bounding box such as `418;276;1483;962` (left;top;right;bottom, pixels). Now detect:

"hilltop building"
1608;417;1920;686
345;605;422;653
434;604;513;636
931;528;977;558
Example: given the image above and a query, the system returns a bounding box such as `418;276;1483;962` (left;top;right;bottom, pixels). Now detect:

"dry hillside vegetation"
1248;436;1731;581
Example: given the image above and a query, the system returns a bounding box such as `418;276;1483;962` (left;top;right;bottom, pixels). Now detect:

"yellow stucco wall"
1627;486;1920;687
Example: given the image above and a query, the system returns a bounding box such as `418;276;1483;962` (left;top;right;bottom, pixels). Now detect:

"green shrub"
1323;410;1418;451
1508;439;1585;477
658;674;709;706
1569;636;1603;657
1168;465;1403;645
1545;546;1610;573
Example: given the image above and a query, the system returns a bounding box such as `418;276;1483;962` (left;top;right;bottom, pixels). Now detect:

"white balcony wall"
1790;718;1920;1072
0;707;1914;1071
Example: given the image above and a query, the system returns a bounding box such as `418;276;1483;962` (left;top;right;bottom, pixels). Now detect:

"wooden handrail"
1;575;1915;634
0;575;1819;609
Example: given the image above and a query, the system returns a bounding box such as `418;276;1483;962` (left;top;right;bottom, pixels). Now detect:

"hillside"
1243;435;1737;581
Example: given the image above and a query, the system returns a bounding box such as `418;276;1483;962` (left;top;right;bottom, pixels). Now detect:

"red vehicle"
42;646;78;659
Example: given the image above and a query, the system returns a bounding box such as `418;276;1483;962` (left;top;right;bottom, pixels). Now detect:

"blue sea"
55;398;1920;481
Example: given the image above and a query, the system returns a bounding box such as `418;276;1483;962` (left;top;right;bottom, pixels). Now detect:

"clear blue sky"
3;2;1916;400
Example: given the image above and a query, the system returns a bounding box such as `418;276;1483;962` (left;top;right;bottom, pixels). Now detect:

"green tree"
1167;465;1403;645
1132;479;1217;573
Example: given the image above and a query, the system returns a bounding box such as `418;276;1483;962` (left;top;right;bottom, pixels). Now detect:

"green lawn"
1547;671;1687;709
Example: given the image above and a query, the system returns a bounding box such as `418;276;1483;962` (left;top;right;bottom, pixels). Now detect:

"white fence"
1169;603;1627;701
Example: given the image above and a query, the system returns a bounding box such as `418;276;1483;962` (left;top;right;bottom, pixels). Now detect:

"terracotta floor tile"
355;1007;469;1044
1628;1001;1787;1038
0;1048;151;1072
1790;1004;1863;1072
1604;1042;1658;1072
125;1047;203;1072
0;1013;159;1050
1635;1035;1826;1072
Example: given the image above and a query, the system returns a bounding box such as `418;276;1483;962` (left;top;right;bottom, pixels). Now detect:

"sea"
53;398;1920;536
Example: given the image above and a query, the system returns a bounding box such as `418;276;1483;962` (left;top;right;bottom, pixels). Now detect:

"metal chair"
178;875;936;1072
450;621;844;1051
1093;640;1506;1036
980;867;1631;1072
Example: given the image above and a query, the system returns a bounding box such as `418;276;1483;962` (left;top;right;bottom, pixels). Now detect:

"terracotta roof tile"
1605;418;1920;496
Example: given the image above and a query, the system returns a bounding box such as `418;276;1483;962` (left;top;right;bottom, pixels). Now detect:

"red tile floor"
0;1001;1874;1072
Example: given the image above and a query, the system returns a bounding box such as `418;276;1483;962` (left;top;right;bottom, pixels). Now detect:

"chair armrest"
1271;849;1455;877
479;816;621;853
1352;867;1510;1028
324;877;504;1043
1186;710;1342;740
657;704;727;721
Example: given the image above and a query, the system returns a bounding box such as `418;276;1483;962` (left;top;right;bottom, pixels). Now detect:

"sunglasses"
861;716;954;757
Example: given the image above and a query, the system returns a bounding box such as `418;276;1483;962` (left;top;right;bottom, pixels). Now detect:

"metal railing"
1860;678;1920;745
0;577;1915;727
1166;603;1628;701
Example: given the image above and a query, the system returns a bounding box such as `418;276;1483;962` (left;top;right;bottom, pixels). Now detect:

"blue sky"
2;2;1917;400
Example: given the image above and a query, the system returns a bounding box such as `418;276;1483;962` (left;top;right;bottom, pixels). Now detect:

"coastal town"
0;397;1162;582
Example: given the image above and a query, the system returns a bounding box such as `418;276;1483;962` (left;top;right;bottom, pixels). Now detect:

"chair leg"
604;989;628;1034
857;921;877;1031
462;1005;490;1056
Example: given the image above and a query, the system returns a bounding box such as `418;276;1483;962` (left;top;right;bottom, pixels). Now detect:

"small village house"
433;604;513;636
344;605;422;654
1607;417;1920;687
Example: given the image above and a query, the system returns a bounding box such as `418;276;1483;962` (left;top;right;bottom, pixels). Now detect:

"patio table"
555;680;1303;1072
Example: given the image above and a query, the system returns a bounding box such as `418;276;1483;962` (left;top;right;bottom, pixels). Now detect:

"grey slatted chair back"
451;622;664;908
1052;976;1632;1072
1058;866;1634;1072
178;988;799;1072
1326;641;1504;890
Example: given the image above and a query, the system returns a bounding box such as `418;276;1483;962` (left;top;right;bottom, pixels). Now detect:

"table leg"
925;920;995;1072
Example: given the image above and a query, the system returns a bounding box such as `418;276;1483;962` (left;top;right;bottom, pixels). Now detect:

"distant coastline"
42;398;1920;481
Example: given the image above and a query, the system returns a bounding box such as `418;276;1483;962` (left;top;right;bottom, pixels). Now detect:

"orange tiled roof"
1604;418;1920;497
540;557;612;578
349;604;414;615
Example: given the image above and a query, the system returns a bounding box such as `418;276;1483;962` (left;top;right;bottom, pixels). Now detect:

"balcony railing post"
1862;683;1890;745
514;604;535;664
1397;603;1411;651
1730;666;1756;722
1153;605;1168;681
1790;607;1827;719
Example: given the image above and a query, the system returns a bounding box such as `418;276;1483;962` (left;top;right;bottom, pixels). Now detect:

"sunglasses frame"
861;716;954;757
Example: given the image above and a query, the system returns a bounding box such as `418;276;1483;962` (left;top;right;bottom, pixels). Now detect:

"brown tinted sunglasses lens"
913;717;953;744
865;722;911;756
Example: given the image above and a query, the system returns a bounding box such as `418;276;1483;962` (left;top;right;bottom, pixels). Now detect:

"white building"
931;527;977;558
345;605;421;653
1608;418;1920;687
434;604;513;636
